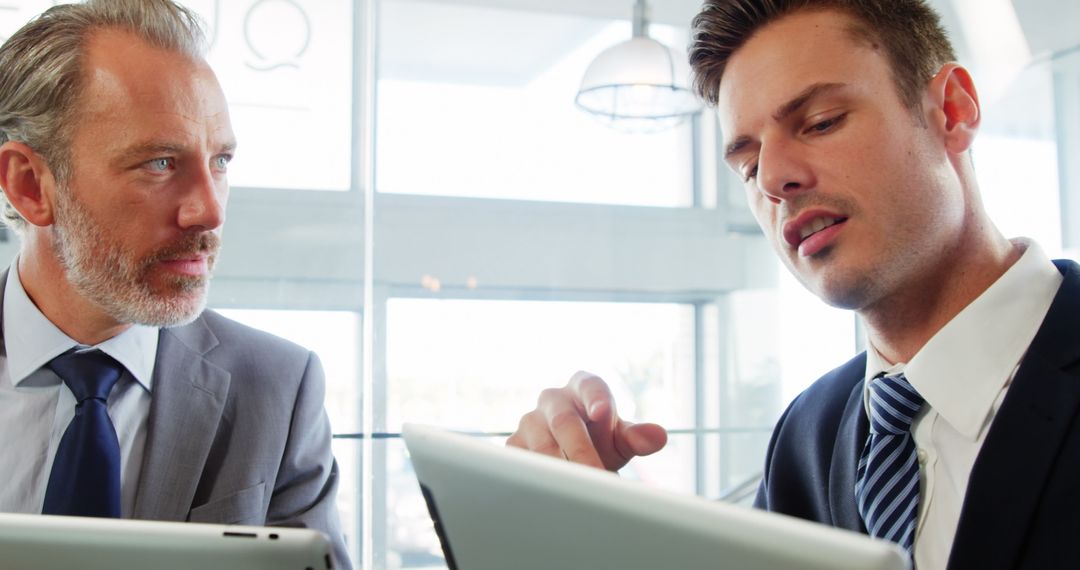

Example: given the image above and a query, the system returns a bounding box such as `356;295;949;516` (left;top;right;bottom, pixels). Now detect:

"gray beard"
50;187;217;328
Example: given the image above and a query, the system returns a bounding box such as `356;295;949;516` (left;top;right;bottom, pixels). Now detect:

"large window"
199;0;354;191
383;299;696;566
376;1;694;207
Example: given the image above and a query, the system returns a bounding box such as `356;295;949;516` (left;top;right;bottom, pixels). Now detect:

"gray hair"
0;0;207;234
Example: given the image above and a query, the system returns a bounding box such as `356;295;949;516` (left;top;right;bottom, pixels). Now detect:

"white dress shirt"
863;239;1063;570
0;263;158;516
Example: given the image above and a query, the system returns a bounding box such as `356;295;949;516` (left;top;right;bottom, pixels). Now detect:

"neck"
17;237;131;346
860;228;1020;365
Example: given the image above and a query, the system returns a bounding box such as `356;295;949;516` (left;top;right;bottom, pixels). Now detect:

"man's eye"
744;165;758;182
147;158;172;172
213;155;231;170
806;113;847;135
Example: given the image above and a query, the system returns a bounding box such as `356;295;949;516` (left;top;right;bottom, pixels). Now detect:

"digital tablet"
403;423;909;570
0;512;334;570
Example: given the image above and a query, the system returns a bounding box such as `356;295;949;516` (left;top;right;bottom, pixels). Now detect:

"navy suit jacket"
755;260;1080;569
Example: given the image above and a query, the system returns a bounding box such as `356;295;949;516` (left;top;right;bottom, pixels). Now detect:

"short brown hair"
689;0;956;110
0;0;206;234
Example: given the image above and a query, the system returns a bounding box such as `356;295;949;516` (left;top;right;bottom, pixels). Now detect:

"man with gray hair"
0;1;350;567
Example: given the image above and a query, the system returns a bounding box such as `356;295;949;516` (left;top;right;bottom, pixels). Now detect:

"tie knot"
867;374;924;435
47;350;124;403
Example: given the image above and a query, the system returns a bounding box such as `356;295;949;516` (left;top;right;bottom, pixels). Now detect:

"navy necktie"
42;350;124;518
855;373;924;555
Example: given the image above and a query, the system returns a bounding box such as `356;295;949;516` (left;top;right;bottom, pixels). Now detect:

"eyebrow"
723;82;848;161
117;140;238;161
122;142;185;158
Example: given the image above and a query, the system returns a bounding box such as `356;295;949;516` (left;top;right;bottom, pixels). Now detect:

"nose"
178;164;227;231
755;141;815;203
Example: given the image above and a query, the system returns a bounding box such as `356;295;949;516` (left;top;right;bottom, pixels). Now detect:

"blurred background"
1;0;1077;567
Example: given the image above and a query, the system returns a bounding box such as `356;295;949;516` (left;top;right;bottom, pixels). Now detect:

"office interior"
0;0;1076;568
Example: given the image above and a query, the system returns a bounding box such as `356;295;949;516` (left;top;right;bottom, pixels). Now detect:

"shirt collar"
3;262;159;391
864;239;1062;440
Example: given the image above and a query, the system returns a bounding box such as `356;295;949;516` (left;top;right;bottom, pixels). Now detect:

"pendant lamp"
574;0;703;132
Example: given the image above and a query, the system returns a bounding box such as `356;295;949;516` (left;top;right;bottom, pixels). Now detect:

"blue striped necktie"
42;349;125;518
855;373;924;555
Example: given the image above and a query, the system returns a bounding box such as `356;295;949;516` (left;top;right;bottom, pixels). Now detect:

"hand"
506;371;668;472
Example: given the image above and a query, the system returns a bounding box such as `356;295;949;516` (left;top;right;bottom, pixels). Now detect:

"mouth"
798;216;844;241
147;232;221;278
157;255;213;277
783;211;848;252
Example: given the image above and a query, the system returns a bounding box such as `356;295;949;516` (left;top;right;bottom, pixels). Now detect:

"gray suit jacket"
1;274;351;568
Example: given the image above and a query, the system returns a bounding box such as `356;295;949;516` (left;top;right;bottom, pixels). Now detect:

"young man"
0;1;350;567
508;1;1080;568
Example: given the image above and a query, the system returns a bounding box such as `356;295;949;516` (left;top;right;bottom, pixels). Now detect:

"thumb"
613;420;668;461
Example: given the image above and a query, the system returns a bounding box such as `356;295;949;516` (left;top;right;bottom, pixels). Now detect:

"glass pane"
699;291;824;501
776;269;857;403
973;60;1062;256
975;134;1061;253
333;437;361;563
376;0;694;206
2;0;354;191
724;281;856;416
1054;47;1080;259
386;299;695;431
386;438;444;570
193;0;354;190
385;298;696;491
622;429;695;494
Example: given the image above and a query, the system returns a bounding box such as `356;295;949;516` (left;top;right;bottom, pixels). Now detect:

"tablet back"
0;512;334;570
403;423;909;570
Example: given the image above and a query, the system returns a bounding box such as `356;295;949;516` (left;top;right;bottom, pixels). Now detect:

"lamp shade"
574;36;702;133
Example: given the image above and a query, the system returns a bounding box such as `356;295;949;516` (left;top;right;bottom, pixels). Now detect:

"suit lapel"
830;359;869;532
132;316;230;521
947;260;1080;569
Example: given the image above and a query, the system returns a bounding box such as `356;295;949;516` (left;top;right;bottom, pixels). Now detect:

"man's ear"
0;141;57;227
925;63;981;155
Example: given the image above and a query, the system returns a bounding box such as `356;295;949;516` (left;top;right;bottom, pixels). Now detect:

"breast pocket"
187;481;267;525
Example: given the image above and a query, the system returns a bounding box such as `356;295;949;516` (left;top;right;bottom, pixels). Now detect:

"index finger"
538;387;606;469
568;370;616;423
